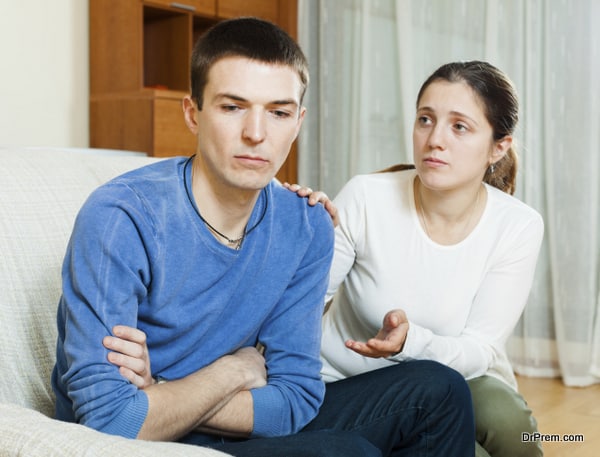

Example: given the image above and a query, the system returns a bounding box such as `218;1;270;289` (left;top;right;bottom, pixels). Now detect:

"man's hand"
345;310;409;358
283;182;339;227
226;346;268;390
103;325;153;388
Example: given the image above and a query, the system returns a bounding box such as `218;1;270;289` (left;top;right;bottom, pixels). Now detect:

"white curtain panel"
298;0;600;386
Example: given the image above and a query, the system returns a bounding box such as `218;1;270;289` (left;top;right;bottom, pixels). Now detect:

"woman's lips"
423;157;447;167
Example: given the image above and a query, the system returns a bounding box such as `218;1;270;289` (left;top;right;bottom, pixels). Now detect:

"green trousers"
468;376;543;457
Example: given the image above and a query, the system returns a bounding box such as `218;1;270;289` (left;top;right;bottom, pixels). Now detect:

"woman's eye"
417;116;431;126
454;123;468;132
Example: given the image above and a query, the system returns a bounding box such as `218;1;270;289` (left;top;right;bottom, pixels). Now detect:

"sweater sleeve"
395;212;545;380
250;204;334;437
326;176;366;302
56;185;153;438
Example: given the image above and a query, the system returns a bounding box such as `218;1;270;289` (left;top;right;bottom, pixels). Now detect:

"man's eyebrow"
215;93;247;103
215;93;298;107
271;98;299;107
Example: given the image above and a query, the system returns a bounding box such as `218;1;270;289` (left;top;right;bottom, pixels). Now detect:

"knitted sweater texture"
52;157;334;439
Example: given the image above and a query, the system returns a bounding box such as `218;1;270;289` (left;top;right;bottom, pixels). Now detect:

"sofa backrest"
0;148;160;417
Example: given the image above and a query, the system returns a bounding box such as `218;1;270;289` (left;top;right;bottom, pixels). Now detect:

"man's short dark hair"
191;17;309;109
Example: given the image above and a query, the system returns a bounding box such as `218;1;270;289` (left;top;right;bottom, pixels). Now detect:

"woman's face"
412;80;501;192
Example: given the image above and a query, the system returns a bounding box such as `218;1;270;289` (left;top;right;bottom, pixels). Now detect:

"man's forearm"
137;356;256;441
194;390;254;437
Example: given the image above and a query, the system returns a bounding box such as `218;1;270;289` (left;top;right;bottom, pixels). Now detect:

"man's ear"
293;106;307;141
491;135;512;165
182;96;199;135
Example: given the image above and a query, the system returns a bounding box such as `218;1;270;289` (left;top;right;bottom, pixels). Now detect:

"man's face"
188;56;305;193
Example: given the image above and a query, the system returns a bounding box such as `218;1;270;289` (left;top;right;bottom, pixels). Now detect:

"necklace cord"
182;155;268;249
416;179;480;240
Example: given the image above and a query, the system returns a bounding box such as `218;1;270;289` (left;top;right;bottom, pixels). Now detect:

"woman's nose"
427;124;445;150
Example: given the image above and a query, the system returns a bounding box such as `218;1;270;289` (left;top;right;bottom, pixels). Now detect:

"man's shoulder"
76;157;187;230
269;181;332;225
88;157;184;200
107;156;184;186
266;181;334;246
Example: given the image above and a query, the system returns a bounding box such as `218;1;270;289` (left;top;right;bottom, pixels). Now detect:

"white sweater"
320;170;544;389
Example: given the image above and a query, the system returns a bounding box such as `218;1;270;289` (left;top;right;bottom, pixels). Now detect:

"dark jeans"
181;360;475;457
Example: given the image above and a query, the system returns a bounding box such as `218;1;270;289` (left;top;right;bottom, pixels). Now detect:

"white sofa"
0;147;230;456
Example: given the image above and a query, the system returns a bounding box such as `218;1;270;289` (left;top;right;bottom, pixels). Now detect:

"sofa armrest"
0;403;231;457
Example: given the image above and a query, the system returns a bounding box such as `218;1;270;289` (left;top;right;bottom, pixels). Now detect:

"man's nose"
242;109;266;144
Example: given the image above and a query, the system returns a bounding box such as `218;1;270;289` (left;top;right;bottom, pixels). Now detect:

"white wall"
0;1;89;147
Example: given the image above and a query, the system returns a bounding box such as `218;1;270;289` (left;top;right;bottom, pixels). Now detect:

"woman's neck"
414;177;485;245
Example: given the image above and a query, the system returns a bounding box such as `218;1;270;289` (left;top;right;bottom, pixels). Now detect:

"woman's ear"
182;96;199;135
491;135;512;165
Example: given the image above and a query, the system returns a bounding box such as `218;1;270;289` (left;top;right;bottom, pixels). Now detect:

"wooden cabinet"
90;0;298;182
150;0;216;14
217;0;279;22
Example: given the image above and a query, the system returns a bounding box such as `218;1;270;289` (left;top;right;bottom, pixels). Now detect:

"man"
53;18;474;456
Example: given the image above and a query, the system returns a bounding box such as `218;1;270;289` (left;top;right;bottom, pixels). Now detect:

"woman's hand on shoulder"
283;182;339;227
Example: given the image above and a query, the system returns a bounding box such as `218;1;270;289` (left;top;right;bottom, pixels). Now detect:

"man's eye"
222;105;240;112
272;110;292;118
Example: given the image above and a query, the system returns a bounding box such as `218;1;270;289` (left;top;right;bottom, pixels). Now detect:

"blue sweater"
51;157;334;439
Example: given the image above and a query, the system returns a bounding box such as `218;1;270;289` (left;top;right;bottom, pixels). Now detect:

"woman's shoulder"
338;168;415;197
485;185;544;233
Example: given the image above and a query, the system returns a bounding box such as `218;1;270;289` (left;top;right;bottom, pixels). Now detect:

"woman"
107;61;543;456
299;61;543;457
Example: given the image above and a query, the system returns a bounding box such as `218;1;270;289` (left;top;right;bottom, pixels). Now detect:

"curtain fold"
298;0;600;386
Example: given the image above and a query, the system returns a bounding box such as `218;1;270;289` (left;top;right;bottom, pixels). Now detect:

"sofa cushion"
0;148;159;416
0;403;230;456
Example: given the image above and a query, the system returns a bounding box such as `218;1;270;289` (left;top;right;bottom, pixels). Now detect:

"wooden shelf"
149;0;216;15
143;6;193;92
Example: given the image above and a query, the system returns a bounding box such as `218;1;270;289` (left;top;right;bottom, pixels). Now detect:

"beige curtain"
298;0;600;386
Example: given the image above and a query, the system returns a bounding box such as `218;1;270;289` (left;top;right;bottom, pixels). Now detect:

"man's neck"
190;162;262;245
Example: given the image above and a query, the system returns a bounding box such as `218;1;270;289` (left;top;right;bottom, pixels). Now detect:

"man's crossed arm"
104;326;266;441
